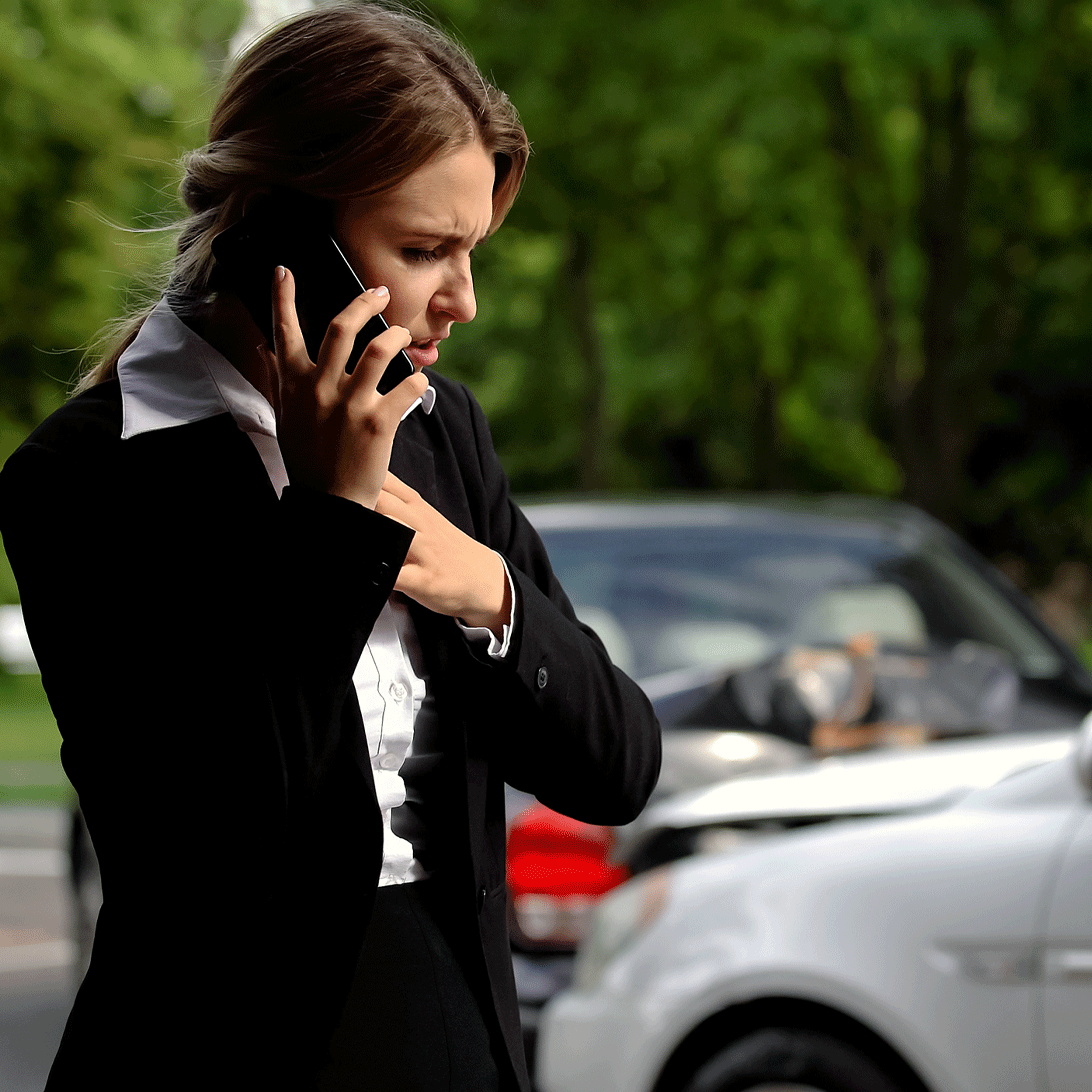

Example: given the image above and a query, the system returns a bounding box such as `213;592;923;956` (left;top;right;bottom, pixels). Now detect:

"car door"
1041;808;1092;1092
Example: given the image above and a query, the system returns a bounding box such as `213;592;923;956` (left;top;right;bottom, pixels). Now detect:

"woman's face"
335;140;496;372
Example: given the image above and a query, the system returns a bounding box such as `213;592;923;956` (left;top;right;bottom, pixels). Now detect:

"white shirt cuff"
456;554;517;659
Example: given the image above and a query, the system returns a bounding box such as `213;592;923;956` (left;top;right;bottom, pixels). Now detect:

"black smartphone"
210;188;415;394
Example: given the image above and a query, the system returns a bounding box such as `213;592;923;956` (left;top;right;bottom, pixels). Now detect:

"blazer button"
477;885;487;912
536;666;548;690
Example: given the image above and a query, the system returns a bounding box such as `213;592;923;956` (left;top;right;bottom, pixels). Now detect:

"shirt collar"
117;297;435;442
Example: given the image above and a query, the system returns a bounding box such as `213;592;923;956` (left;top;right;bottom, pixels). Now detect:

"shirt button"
536;666;548;690
389;681;408;702
380;753;401;771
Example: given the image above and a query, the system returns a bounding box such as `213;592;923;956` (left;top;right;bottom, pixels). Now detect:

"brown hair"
77;2;528;390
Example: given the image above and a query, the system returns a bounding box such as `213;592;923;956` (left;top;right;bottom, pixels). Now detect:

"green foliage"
0;673;58;759
0;0;243;421
0;411;42;602
423;0;1092;571
0;673;67;804
1;0;1091;576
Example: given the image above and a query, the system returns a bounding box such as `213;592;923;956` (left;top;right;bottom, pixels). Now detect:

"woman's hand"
261;267;429;509
376;472;511;636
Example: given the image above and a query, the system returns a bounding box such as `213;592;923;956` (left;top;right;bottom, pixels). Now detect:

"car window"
537;522;1064;684
883;544;1062;679
792;584;928;648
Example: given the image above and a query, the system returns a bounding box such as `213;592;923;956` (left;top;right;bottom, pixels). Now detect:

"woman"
0;5;660;1091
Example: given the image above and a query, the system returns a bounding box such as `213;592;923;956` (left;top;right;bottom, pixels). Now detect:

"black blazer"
0;371;661;1091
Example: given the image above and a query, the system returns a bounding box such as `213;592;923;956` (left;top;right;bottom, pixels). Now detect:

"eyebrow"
400;223;493;249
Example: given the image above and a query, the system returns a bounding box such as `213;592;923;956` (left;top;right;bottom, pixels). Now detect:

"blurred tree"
431;0;1092;572
0;0;243;421
0;0;242;604
804;0;1092;553
431;0;907;495
2;0;1092;579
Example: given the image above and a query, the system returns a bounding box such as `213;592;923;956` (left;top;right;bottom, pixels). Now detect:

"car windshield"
534;517;1063;685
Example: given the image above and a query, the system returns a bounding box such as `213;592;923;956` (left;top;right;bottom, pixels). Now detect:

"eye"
403;247;443;263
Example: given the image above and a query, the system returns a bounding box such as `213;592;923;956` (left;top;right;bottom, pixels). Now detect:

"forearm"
452;384;662;822
493;564;662;825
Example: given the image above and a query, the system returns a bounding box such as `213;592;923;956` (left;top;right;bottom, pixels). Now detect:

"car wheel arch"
649;997;934;1092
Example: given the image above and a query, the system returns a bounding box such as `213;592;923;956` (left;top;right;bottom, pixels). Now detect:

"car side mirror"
1074;711;1092;795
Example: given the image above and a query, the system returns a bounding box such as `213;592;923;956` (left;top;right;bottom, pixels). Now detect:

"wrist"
325;473;381;510
459;550;511;637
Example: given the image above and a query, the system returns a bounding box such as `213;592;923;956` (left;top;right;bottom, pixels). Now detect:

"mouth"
405;337;442;370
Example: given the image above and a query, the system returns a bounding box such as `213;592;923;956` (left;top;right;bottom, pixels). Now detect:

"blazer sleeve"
455;384;662;826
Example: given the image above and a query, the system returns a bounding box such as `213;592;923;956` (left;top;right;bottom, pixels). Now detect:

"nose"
431;255;477;325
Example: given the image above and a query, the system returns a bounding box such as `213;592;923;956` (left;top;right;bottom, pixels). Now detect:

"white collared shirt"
118;299;512;885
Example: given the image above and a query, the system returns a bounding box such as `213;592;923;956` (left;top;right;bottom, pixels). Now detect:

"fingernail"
371;286;389;296
275;266;286;281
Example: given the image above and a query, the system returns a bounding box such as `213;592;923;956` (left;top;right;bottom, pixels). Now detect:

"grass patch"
0;779;73;804
0;673;60;758
0;672;71;804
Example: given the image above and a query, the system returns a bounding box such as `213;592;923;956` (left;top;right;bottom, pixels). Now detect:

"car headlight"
571;867;670;992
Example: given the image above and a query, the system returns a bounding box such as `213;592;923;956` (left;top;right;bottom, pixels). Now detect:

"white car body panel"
539;740;1090;1092
1041;811;1092;1092
623;731;1073;848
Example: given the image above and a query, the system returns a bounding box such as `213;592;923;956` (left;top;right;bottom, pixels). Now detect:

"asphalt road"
0;806;75;1091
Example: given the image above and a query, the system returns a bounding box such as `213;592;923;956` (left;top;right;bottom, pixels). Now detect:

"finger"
374;488;418;531
373;488;401;520
375;473;429;517
271;267;309;374
380;472;416;503
350;373;429;450
344;323;413;394
382;369;431;420
375;478;414;520
313;286;392;389
391;564;422;599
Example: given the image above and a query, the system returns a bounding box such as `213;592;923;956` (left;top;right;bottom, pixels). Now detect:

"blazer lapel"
388;409;437;510
389;402;476;538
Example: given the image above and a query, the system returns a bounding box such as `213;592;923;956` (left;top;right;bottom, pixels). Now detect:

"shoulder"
0;381;124;501
16;380;123;457
0;379;244;509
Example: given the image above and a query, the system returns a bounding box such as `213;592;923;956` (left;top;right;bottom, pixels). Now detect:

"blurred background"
5;0;1092;623
4;0;1092;1087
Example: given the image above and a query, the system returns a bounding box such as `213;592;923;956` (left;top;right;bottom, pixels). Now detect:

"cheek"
381;268;438;325
346;250;415;310
352;251;396;291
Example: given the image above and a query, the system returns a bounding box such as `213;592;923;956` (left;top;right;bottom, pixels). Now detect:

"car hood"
618;730;1076;860
654;729;809;799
